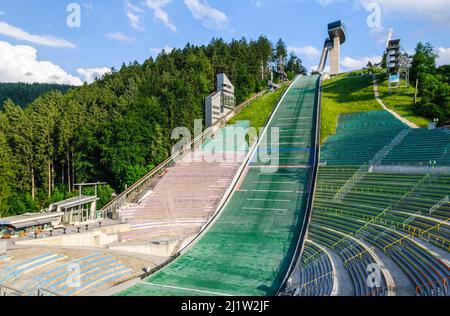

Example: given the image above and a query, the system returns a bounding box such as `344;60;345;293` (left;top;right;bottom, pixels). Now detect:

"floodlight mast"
387;39;411;94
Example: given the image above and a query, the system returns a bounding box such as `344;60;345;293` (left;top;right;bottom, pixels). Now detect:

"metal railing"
429;195;449;215
0;283;24;296
0;283;61;296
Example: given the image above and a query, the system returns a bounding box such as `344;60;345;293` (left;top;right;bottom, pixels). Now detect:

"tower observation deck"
315;20;346;75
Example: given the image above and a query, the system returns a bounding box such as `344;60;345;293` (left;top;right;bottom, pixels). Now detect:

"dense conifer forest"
0;36;306;216
0;83;73;108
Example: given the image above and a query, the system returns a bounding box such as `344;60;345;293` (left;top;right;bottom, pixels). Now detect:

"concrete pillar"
330;36;341;75
90;201;96;221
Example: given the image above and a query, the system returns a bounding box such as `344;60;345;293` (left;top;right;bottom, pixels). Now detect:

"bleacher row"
321;111;450;167
301;110;450;296
383;129;450;166
307;225;389;296
0;253;131;296
118;122;249;244
296;242;334;296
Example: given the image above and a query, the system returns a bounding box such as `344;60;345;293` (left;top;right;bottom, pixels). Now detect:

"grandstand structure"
0;251;141;296
115;122;250;254
295;109;450;296
118;75;322;296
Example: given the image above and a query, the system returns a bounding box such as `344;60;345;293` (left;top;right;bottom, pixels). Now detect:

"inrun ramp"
119;75;321;296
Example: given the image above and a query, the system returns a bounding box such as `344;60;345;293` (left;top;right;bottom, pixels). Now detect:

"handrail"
277;74;323;295
0;283;25;296
100;90;268;218
384;217;450;252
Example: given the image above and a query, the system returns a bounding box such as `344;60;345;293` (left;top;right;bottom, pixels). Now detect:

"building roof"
328;20;346;44
49;195;98;210
0;212;64;229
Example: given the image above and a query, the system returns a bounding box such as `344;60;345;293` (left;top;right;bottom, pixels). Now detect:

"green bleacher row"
306;225;388;296
382;129;450;166
314;168;450;247
297;242;333;296
305;165;450;296
321;111;450;167
304;109;449;296
311;212;449;296
320;111;407;166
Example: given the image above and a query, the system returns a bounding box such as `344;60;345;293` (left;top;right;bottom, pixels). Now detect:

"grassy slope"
376;74;429;128
320;74;382;144
229;84;288;132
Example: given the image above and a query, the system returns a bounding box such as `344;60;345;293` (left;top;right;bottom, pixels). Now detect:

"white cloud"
341;55;382;71
313;0;450;24
125;1;145;30
288;45;321;59
126;11;145;30
0;41;82;85
150;45;174;56
106;32;135;42
184;0;229;30
125;0;144;13
317;0;344;6
77;67;111;84
144;0;177;32
0;21;75;48
437;47;450;66
357;0;450;24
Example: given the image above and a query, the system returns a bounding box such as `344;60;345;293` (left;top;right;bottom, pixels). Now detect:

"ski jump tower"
316;20;346;75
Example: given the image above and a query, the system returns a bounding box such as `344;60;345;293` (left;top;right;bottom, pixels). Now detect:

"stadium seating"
320;111;407;166
0;253;132;296
314;168;450;249
303;108;450;296
296;241;334;296
118;122;250;244
381;129;450;166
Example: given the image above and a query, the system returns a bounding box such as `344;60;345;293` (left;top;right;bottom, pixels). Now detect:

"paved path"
372;74;419;129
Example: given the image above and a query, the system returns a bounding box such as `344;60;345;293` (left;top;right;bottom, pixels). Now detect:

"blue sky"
0;0;449;85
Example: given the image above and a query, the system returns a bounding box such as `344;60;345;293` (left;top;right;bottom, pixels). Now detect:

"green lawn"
229;84;288;132
376;74;429;128
320;74;382;144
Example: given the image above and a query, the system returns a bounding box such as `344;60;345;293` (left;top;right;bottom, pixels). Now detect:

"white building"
205;73;236;127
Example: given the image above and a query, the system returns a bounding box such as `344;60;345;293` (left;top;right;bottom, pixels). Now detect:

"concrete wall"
16;224;130;248
205;91;222;127
109;240;179;257
371;165;450;174
330;36;340;75
0;241;6;255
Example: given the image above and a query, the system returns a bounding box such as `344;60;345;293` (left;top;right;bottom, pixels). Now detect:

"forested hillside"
0;83;73;108
0;36;306;216
410;42;450;125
